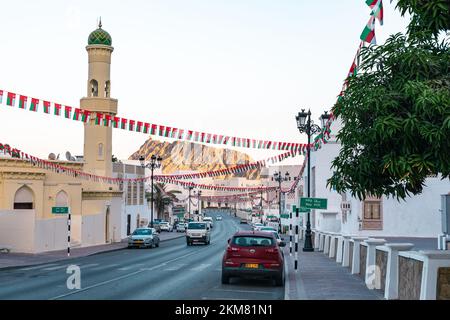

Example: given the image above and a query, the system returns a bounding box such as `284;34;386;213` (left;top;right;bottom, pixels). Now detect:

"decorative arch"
55;190;69;207
13;185;34;209
90;79;99;97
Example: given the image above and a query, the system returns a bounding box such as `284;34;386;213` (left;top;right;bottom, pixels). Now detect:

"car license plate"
135;240;143;243
245;263;259;269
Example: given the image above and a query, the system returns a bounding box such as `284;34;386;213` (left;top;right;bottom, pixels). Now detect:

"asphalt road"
0;213;284;300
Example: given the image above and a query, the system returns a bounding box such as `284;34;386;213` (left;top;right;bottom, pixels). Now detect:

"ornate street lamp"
273;171;290;233
184;185;194;221
296;109;329;252
139;154;163;228
194;189;202;220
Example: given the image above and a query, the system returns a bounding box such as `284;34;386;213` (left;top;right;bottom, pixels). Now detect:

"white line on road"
19;263;59;271
190;263;211;272
165;264;187;271
49;244;218;300
80;263;99;269
89;264;119;271
118;264;143;271
212;289;273;294
42;265;68;271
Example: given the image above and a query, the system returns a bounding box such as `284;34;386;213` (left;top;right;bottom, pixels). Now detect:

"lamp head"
139;156;145;167
296;109;308;128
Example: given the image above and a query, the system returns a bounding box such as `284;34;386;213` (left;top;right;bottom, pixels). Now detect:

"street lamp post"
273;171;290;234
185;186;194;221
194;189;202;220
296;109;330;252
139;154;163;229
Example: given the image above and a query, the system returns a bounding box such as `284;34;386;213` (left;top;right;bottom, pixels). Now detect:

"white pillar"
384;243;414;300
336;236;344;263
351;237;368;274
419;251;450;300
364;239;387;289
342;235;352;267
324;234;331;255
314;230;320;249
329;235;338;259
319;233;325;251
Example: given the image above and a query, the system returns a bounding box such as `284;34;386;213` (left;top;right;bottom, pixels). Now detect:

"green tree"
146;183;181;217
327;0;450;200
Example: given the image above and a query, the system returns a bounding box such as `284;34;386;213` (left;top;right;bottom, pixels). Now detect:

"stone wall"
359;245;367;279
398;256;423;300
437;267;450;300
349;242;354;269
376;249;387;292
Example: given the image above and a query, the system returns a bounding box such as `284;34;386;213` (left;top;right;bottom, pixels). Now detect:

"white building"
302;118;450;239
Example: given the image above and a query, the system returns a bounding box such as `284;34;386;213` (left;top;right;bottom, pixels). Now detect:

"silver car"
127;227;160;248
176;223;186;232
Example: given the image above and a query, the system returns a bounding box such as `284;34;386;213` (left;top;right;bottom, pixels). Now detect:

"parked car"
186;222;211;245
222;231;285;286
216;215;222;221
259;227;285;246
148;221;161;233
127;227;160;249
240;218;248;224
252;223;264;231
159;222;173;232
203;216;214;228
176;223;186;232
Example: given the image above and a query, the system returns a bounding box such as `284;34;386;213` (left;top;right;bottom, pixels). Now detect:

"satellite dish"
71;156;76;161
65;151;72;161
48;153;56;160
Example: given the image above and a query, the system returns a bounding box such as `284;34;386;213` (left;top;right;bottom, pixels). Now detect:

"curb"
0;233;186;271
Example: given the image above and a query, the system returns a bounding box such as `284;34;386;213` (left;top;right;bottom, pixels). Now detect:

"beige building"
0;22;124;253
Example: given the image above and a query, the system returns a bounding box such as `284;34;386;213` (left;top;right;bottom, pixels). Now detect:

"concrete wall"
34;217;68;252
81;213;105;246
0;210;35;253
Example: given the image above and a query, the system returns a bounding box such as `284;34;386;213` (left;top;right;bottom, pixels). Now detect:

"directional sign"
52;206;69;214
299;207;310;212
280;214;289;219
300;198;328;210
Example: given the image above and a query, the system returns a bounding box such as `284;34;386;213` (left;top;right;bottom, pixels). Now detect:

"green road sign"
52;207;69;214
280;214;289;219
299;207;310;212
300;197;328;210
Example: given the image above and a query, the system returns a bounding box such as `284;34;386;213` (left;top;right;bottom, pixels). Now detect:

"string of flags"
0;89;315;153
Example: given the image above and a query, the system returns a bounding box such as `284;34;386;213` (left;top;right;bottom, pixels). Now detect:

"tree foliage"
327;0;450;200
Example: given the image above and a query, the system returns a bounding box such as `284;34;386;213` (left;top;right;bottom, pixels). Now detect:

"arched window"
13;186;34;209
105;81;110;98
55;190;69;207
90;79;98;97
98;143;104;159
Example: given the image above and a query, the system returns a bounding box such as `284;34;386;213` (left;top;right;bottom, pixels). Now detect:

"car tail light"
226;245;240;253
265;247;279;254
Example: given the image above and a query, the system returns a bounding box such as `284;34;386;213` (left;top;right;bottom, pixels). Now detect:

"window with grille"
132;182;138;205
140;182;145;205
361;197;382;230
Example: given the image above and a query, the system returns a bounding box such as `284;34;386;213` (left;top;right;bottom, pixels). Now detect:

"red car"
221;231;285;286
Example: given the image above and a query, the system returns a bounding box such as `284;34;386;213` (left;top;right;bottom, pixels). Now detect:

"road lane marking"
166;264;187;271
42;265;68;271
90;264;119;271
49;244;218;300
190;263;211;272
80;263;99;269
118;263;143;271
19;263;59;271
212;289;273;294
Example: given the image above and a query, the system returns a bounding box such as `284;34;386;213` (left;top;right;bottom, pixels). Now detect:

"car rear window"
232;236;274;247
188;223;206;229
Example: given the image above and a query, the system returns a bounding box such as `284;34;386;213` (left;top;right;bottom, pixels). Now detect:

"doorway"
127;214;131;235
105;207;110;243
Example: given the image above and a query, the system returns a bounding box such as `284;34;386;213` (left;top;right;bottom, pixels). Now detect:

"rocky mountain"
129;138;260;179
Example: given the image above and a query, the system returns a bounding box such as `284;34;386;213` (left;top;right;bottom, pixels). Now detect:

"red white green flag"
186;130;193;140
136;121;143;132
200;132;206;143
171;128;178;138
121;118;127;130
64;106;72;118
82;110;91;123
360;16;376;44
128;120;135;131
43;101;51;113
73;108;82;120
30;98;39;112
54;103;61;116
366;0;383;25
95;113;103;125
104;114;112;127
158;125;165;136
112;117;120;128
18;95;27;109
0;90;3;104
150;124;157;135
143;122;150;133
178;129;184;139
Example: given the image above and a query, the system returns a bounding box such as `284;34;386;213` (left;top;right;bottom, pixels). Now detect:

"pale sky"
0;0;409;164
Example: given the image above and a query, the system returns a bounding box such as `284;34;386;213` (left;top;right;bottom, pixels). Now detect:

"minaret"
81;19;118;178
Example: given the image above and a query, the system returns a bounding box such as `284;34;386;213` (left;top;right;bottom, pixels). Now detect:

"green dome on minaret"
88;19;112;46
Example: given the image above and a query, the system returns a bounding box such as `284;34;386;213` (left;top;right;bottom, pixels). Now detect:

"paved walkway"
0;231;184;270
284;240;383;300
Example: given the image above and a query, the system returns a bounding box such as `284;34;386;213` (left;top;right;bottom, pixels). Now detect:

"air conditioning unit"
341;201;351;212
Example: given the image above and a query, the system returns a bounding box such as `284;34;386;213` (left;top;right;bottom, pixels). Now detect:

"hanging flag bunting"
82;110;91;123
360;15;376;44
18;95;27;109
366;0;384;25
43;101;51;113
54;103;61;116
6;92;16;106
29;98;39;112
0;90;3;104
64;106;72;119
73;108;82;121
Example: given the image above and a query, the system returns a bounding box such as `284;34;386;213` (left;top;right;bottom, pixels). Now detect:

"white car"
203;216;214;229
252;223;264;231
260;228;285;246
159;222;173;232
176;223;186;232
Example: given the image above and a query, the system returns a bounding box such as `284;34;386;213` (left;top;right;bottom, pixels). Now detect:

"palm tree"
146;183;181;219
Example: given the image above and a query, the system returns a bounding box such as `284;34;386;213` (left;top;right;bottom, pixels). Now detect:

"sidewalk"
0;231;184;270
284;240;384;300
